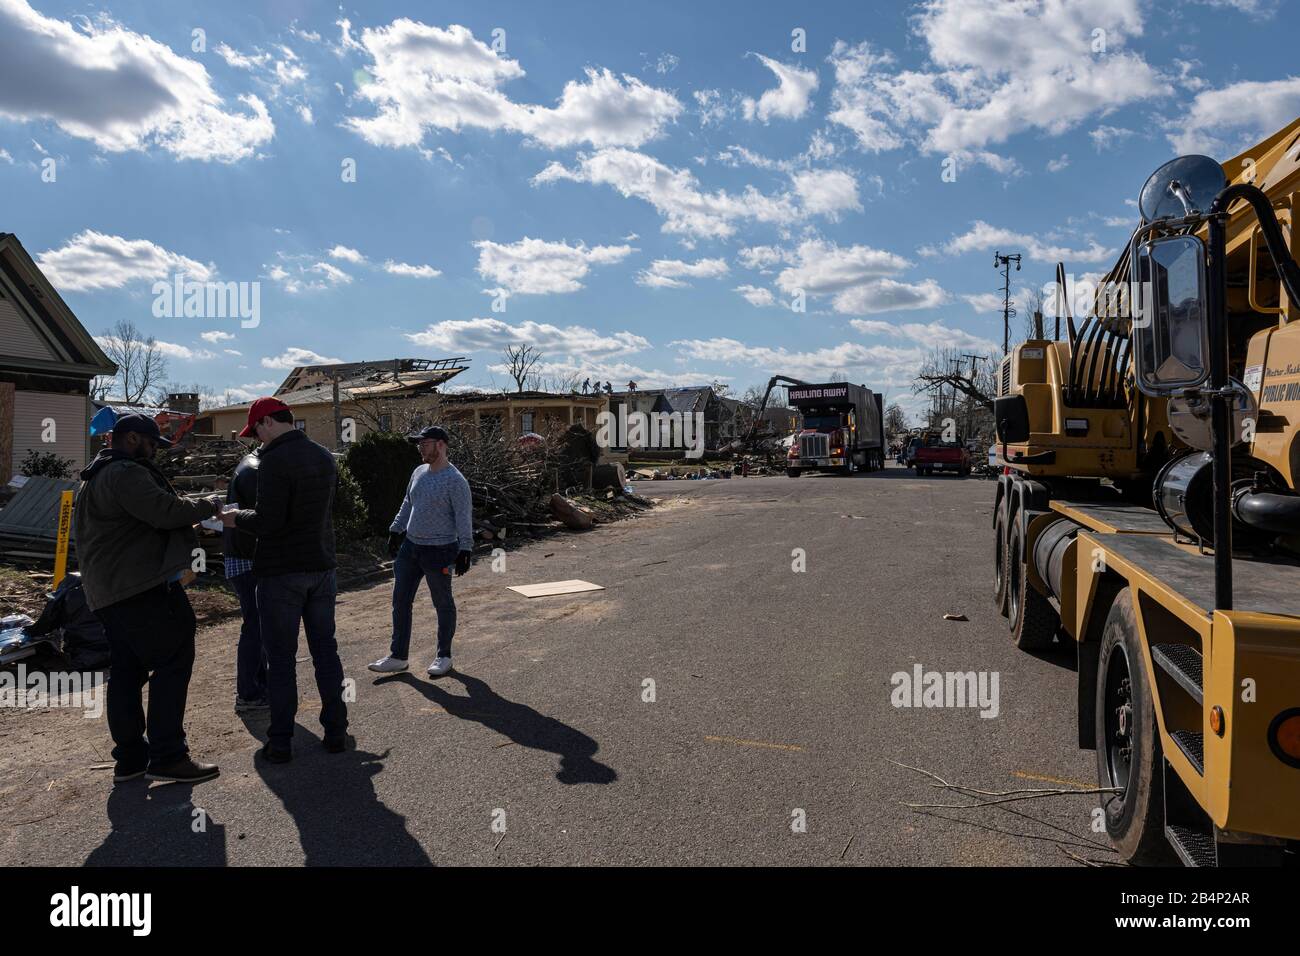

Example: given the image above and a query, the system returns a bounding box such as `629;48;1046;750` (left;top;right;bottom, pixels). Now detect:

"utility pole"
962;353;986;441
994;251;1021;354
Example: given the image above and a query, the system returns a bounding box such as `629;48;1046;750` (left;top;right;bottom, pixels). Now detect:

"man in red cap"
220;398;348;763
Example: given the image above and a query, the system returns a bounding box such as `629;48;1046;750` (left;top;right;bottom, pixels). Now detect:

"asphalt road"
2;462;1115;866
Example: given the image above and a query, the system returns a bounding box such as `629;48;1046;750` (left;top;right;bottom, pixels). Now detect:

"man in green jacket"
73;414;224;785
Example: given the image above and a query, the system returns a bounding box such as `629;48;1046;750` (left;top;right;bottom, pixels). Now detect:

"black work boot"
146;758;220;784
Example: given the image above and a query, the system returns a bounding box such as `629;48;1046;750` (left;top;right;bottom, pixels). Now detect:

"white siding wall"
0;296;57;361
12;390;88;474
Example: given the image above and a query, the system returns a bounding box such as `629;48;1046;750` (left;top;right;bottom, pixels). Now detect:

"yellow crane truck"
992;117;1300;865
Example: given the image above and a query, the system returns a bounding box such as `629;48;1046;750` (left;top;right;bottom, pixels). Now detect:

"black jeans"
95;582;196;768
257;570;347;749
230;572;267;701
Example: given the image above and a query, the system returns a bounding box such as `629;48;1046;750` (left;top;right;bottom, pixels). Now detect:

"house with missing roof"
610;385;754;452
195;358;471;446
197;359;611;450
0;232;117;484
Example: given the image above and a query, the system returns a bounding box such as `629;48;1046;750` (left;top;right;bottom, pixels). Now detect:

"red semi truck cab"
784;382;884;477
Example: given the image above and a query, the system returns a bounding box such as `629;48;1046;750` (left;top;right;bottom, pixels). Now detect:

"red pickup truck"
912;437;971;477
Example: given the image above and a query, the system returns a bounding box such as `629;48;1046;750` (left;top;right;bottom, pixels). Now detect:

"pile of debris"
155;438;251;491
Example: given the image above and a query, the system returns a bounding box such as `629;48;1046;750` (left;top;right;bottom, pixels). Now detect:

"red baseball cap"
239;397;291;438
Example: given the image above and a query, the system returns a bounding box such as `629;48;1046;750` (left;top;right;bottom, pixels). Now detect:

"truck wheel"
786;468;802;478
1008;520;1058;649
994;506;1009;617
1095;588;1167;865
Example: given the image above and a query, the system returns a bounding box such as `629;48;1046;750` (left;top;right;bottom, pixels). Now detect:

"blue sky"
2;0;1297;416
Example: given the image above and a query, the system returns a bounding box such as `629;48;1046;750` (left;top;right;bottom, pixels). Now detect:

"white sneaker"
367;656;409;673
427;656;453;677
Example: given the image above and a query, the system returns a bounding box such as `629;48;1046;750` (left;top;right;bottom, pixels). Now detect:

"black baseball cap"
407;425;450;444
111;413;172;447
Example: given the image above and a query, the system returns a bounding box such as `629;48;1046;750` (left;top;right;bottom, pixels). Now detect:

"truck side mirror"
1130;234;1210;396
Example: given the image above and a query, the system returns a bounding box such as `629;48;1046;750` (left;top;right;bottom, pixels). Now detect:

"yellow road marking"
1012;770;1093;789
704;734;804;752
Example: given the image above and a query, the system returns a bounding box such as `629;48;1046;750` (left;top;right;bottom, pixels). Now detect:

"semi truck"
784;381;885;477
993;118;1300;865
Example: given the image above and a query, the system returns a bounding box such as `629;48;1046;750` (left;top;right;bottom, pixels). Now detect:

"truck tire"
786;468;802;478
1095;588;1167;865
994;506;1010;617
1008;518;1058;649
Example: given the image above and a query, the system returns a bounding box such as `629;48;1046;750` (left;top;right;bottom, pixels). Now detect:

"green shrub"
333;460;371;545
343;431;420;533
20;449;75;479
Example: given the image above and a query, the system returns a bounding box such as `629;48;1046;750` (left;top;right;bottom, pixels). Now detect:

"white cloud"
850;318;997;351
672;335;923;382
791;168;862;219
934;220;1115;264
1046;154;1069;173
636;257;729;289
535;148;851;238
36;230;214;292
763;238;949;315
383;260;441;278
474;237;633;295
961;292;1004;312
343;21;681;150
201;330;236;344
734;284;775;307
405;317;648;356
825;1;1168;159
310;261;352;284
742;54;819;123
775;238;909;294
737;245;789;270
0;0;273;162
1168;77;1300;155
1089;125;1134;151
261;347;343;369
154;340;216;361
328;245;367;263
215;43;271;71
694;88;731;126
832;278;949;314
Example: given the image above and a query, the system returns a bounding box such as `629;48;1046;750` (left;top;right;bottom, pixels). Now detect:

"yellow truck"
993;118;1300;865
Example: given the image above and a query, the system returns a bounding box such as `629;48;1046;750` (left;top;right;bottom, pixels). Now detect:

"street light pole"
994;251;1022;353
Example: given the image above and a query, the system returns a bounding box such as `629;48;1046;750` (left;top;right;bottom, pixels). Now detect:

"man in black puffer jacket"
223;450;266;713
221;397;347;763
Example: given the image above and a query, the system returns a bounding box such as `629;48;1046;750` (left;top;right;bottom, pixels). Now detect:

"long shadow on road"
86;781;228;866
254;736;432;866
381;671;617;786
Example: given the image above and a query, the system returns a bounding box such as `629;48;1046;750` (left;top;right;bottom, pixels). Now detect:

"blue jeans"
390;540;458;660
230;572;267;702
95;582;195;768
257;570;347;748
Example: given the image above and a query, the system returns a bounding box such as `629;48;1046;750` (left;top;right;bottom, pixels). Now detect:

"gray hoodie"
72;450;220;612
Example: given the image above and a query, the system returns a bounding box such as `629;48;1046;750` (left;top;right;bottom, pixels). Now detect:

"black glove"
387;531;405;558
455;550;473;576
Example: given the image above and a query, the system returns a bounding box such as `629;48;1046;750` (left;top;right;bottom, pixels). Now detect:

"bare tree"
536;369;581;394
884;403;909;438
96;320;168;403
502;345;543;393
913;346;1001;441
1021;281;1048;340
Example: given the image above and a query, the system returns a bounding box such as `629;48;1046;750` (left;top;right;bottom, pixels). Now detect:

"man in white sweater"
368;426;474;677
